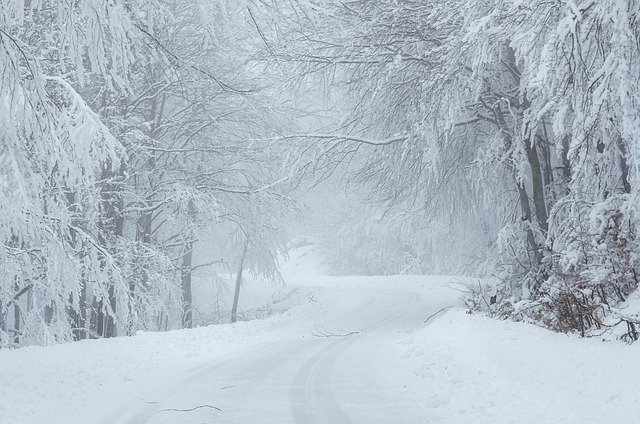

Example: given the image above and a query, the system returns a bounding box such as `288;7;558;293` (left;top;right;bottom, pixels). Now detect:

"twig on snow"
312;325;361;337
424;305;455;324
158;405;222;413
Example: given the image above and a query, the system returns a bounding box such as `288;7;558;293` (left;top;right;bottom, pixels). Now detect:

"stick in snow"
312;325;361;337
158;405;222;413
424;305;455;324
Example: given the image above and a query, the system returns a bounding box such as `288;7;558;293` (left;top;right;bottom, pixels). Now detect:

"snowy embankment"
401;307;640;424
0;288;322;424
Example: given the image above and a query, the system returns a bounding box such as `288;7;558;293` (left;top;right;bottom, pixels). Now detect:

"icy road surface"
100;285;445;424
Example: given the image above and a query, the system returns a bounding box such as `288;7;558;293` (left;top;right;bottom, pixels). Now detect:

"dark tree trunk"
105;286;117;338
127;209;154;336
230;238;249;324
524;139;549;232
0;301;4;333
515;180;543;267
539;129;554;192
181;199;196;329
13;286;20;344
561;136;572;192
92;164;124;339
0;300;5;345
64;191;88;340
44;304;54;325
496;44;545;273
90;297;101;337
181;241;194;329
617;135;631;194
126;90;165;334
69;282;88;341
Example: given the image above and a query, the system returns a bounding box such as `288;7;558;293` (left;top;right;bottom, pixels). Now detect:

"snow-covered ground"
403;309;640;424
0;289;320;424
1;243;638;423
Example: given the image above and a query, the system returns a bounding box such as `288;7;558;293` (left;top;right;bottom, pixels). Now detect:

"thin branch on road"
312;326;361;337
424;305;455;324
158;405;222;413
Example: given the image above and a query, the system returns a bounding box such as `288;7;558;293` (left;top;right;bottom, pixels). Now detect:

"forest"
1;0;639;348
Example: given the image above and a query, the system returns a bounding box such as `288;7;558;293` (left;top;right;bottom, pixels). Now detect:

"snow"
0;291;320;424
280;236;328;280
402;309;640;424
1;243;638;423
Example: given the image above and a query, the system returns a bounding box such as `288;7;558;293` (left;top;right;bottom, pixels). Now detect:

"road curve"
101;287;435;424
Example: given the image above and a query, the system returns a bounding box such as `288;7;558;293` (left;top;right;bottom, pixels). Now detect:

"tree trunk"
539;128;554;192
561;135;572;193
0;300;4;341
128;208;153;336
79;282;88;340
69;282;88;341
92;164;124;339
515;180;543;267
13;285;20;345
494;44;545;274
181;199;196;329
230;238;250;324
44;304;54;325
126;89;164;333
181;240;194;329
616;135;631;194
65;191;88;341
524;138;549;232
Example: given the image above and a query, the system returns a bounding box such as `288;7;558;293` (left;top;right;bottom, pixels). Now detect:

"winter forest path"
101;285;445;424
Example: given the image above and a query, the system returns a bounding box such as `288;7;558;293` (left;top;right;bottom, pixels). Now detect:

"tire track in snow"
99;287;427;424
290;288;422;423
291;338;355;423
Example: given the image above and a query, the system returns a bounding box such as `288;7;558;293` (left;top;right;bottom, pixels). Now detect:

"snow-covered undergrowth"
401;309;640;424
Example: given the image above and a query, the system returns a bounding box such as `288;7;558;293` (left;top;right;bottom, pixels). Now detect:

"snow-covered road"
4;274;640;424
102;286;438;423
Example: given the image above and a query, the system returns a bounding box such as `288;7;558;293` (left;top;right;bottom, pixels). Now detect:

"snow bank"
0;288;320;424
401;309;640;424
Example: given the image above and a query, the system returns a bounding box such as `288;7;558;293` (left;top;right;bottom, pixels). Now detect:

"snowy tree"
0;0;147;346
1;0;305;346
254;0;640;336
